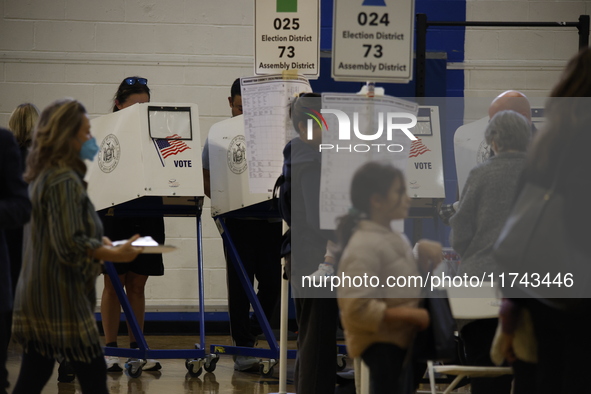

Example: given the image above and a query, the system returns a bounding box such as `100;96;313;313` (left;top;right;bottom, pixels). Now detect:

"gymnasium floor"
6;334;467;393
6;335;301;394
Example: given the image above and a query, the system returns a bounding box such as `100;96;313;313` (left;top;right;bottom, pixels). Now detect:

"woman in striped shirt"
11;98;143;394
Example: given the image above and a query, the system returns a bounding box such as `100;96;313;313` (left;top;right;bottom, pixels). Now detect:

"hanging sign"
255;0;320;78
332;0;415;82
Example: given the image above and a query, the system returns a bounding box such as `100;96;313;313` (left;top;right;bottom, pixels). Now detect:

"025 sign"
255;0;320;78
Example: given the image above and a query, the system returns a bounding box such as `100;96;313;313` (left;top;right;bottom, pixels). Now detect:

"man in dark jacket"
0;128;31;393
281;93;339;394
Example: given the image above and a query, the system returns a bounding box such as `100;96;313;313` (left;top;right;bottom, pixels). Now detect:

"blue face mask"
79;137;99;161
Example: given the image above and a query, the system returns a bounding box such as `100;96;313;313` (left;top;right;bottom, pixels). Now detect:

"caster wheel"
259;364;274;378
336;355;347;371
187;364;203;378
185;359;203;377
204;356;219;373
126;363;143;378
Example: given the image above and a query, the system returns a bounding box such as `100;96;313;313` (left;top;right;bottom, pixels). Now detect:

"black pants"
0;312;8;394
12;349;108;394
224;218;282;347
512;360;537;394
525;298;591;394
294;297;339;394
460;318;512;394
5;226;23;298
5;227;23;356
362;343;409;394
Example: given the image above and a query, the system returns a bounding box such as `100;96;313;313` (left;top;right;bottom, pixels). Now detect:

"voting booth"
206;75;315;377
88;102;203;209
207;114;295;375
406;106;445;200
87;103;214;377
208;115;272;216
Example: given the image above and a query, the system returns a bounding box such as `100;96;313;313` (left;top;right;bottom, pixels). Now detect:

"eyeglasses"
124;77;148;86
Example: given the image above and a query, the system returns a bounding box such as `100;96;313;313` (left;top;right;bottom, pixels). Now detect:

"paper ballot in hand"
111;236;159;247
111;236;176;254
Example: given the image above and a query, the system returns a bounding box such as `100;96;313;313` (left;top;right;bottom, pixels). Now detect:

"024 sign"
255;0;320;78
332;0;415;82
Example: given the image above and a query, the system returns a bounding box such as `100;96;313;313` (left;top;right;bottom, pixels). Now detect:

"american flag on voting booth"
409;138;431;158
155;134;191;159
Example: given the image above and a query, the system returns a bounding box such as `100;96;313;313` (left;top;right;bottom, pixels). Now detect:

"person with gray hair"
448;110;531;394
484;109;531;155
439;91;535;225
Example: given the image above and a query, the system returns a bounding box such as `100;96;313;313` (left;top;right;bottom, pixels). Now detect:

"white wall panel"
5;0;65;20
529;2;586;20
66;0;125;22
6;63;65;83
464;0;587;96
124;0;187;24
95;23;156;53
185;0;254;26
33;83;96;113
35;21;97;52
468;2;528;21
0;20;34;50
0;83;36;113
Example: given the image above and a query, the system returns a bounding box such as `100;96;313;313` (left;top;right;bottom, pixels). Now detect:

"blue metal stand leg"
210;215;297;368
101;199;211;376
196;211;206;352
103;261;147;360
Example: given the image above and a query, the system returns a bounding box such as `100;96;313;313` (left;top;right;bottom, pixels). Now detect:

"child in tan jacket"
337;162;441;393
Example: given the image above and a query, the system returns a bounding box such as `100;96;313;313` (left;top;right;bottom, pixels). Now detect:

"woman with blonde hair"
11;98;143;394
6;102;39;282
8;103;39;165
5;103;40;350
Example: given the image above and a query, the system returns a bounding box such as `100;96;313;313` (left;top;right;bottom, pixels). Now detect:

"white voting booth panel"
208;115;271;216
86;103;208;367
445;285;501;319
406;106;445;199
87;102;204;211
